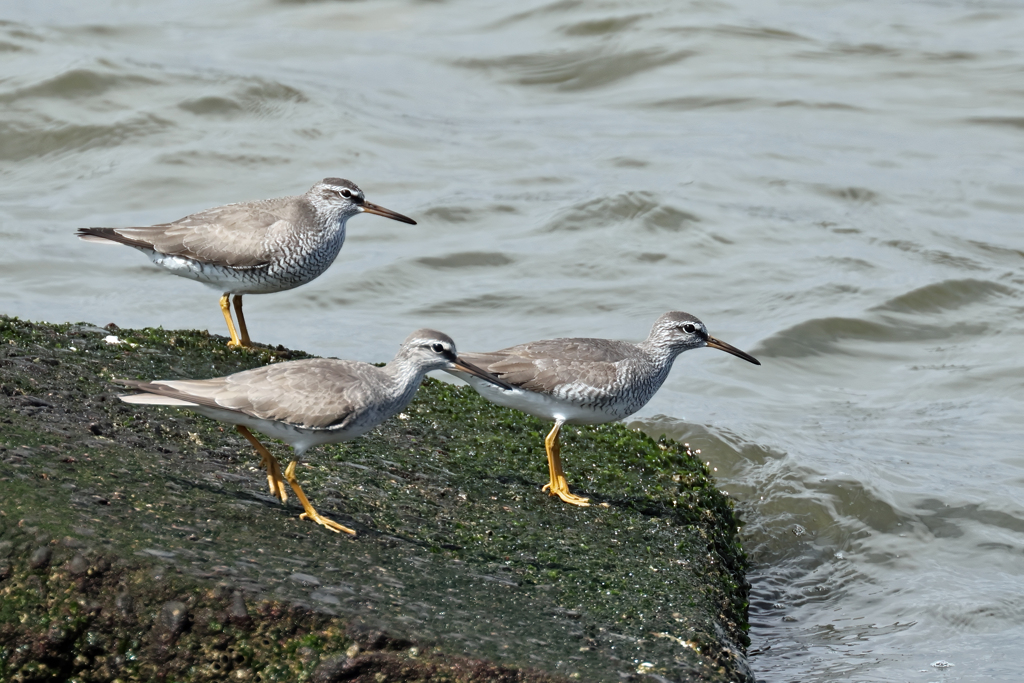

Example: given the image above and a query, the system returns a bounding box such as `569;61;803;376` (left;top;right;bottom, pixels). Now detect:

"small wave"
178;79;307;119
560;14;647;37
812;184;879;203
609;156;648;168
755;315;982;358
178;96;244;118
915;498;1024;538
662;24;808;43
967;116;1024;131
489;1;594;29
829;42;903;58
773;100;863;111
156;150;292;169
0;20;43;53
882;239;985;270
175;78;307;120
456;46;694;92
420;206;485;224
935;596;1024;632
872;278;1014;314
413;292;533;317
415;251;515;270
542;192;699;232
0;68;160;104
0;113;171;162
648;96;756;111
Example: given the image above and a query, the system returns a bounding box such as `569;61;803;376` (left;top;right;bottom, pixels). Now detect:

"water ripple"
0;113;171;162
457;46;695;91
541;192;700;232
872;278;1015;314
756;315;984;358
0;68;160;102
415;251;516;270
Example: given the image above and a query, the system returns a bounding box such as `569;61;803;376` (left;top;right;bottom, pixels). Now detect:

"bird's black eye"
683;323;696;334
431;343;445;353
340;188;352;198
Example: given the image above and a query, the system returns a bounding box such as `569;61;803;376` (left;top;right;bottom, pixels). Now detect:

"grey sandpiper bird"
445;311;760;507
78;178;416;348
118;329;511;535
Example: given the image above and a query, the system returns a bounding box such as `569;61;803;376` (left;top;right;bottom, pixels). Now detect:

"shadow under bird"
117;329;511;535
445;311;760;506
78;178;416;348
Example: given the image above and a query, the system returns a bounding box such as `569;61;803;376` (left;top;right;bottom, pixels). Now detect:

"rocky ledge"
0;315;752;682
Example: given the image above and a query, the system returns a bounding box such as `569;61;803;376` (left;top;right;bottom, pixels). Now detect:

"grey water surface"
2;1;1023;681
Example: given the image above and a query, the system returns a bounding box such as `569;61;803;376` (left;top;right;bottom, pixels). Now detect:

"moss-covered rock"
0;315;752;682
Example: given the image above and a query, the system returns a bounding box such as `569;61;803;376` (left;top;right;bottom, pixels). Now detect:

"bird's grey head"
308;178;417;225
648;311;760;365
399;329;461;372
398;329;514;389
308;178;365;218
649;311;710;352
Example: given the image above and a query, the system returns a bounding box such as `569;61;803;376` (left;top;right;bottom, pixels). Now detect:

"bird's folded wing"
83;196;310;268
459;345;626;396
119;359;379;430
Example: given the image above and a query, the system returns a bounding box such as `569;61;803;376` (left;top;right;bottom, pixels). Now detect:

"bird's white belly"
146;248;334;295
464;378;622;425
146;253;275;293
191;405;366;455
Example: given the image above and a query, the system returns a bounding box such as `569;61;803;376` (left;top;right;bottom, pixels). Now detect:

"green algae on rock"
0;315;752;682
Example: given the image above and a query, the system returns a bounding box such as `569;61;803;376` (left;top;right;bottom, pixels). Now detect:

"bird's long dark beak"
361;201;417;225
451;356;515;391
706;336;761;365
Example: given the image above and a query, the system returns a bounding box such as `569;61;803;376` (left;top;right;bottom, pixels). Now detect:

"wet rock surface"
0;316;751;682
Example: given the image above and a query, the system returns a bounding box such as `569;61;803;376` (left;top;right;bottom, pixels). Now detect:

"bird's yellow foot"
284;460;356;535
542;478;590;507
299;509;356;535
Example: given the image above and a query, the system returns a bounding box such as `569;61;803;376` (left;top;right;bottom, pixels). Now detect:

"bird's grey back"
459;337;668;410
131;358;396;430
120;194;316;267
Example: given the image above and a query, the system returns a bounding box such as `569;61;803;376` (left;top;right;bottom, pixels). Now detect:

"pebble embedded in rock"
229;591;251;627
310;654;357;683
116;591;134;615
288;572;321;586
28;546;52;570
68;553;88;576
158;600;189;637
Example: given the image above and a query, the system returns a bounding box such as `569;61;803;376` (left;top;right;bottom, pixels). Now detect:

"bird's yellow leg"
543;422;559;495
219;294;243;348
540;420;590;507
283;460;356;535
232;294;252;348
235;425;287;503
541;420;561;494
